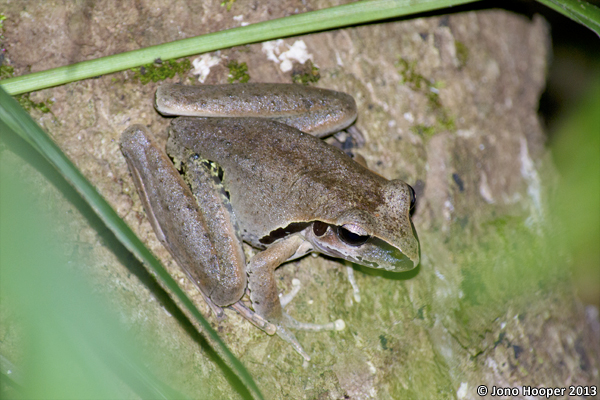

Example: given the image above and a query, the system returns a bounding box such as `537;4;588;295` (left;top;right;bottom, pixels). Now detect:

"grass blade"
0;150;189;399
0;87;264;400
0;0;478;95
536;0;600;36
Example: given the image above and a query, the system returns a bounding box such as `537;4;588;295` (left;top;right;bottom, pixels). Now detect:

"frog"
120;83;420;361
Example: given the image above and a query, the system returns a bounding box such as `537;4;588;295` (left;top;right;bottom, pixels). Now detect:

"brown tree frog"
121;83;420;361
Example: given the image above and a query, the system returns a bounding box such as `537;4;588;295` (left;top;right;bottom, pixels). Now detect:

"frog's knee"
121;125;153;152
208;274;247;307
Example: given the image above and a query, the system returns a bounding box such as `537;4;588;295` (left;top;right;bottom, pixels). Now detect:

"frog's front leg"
247;234;344;361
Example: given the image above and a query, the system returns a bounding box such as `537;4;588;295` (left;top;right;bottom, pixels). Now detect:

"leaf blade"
536;0;600;36
0;87;265;400
0;0;478;95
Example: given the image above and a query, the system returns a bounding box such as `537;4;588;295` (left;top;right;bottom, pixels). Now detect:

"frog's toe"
278;281;346;332
346;265;361;303
291;318;345;332
274;313;344;361
281;312;345;332
230;301;277;335
279;278;302;308
275;325;311;362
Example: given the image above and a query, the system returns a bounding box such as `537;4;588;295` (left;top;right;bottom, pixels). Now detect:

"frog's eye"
407;184;416;211
312;221;328;236
337;226;369;246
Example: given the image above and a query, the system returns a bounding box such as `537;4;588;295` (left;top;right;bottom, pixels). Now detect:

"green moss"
0;64;14;80
397;58;428;90
1;14;11;80
291;60;320;85
432;80;446;89
227;60;250;83
455;40;469;68
130;58;191;84
221;0;236;11
15;93;54;114
449;213;567;349
397;57;456;137
411;124;436;137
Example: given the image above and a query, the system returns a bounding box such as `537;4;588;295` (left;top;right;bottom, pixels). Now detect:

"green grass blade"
0;87;264;400
536;0;600;35
0;149;189;399
0;0;478;95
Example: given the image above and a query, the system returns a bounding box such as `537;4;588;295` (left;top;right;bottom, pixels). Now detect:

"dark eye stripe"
259;222;311;245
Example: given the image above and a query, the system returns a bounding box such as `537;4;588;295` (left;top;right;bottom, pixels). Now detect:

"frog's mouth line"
311;240;346;260
311;241;382;270
313;235;415;271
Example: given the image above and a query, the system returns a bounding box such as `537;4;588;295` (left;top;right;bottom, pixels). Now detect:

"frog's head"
305;180;419;272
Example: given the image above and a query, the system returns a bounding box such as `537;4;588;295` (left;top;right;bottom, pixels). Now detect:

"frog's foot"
275;323;311;362
345;124;366;148
280;311;345;332
274;313;345;363
230;301;277;335
279;278;302;308
273;280;345;362
332;125;366;153
279;279;345;331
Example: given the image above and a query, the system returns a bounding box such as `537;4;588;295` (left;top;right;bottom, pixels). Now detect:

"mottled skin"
121;83;419;361
167;117;418;269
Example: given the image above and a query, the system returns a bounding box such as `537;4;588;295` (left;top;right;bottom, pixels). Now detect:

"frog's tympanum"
121;83;419;361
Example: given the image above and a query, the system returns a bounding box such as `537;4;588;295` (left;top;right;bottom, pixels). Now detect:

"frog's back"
167;117;389;246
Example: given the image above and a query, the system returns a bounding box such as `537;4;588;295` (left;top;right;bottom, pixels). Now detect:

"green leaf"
0;0;478;95
0;87;264;400
536;0;600;35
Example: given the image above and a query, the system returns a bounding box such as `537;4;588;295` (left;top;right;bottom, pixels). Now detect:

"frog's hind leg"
121;125;247;323
230;301;276;335
246;234;345;361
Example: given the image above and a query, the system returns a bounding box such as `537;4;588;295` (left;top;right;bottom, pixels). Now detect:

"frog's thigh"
181;153;248;306
121;126;246;308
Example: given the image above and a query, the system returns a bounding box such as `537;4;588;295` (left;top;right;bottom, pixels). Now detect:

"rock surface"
1;1;598;399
